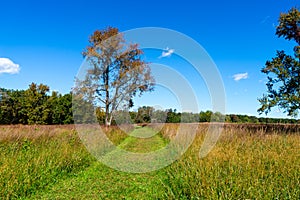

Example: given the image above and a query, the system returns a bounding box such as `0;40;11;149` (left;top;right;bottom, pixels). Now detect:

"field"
0;124;299;199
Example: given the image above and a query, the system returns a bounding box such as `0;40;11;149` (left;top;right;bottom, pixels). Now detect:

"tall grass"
0;124;299;199
0;125;130;199
159;123;300;199
0;125;89;199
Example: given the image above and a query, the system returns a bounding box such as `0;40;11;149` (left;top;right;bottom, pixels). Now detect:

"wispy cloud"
0;58;20;74
159;47;175;58
233;72;248;81
260;15;270;24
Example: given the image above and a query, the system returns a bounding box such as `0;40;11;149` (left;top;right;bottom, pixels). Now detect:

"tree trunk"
105;104;111;126
105;65;110;126
105;114;110;126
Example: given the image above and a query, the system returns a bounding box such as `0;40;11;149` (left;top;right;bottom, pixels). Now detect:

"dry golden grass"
0;124;76;142
159;123;300;199
0;123;299;199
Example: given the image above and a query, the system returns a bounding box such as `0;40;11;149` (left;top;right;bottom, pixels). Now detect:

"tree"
50;92;74;124
0;88;26;124
0;84;75;125
74;27;154;126
166;109;181;123
210;111;225;122
258;8;300;117
23;83;51;124
134;106;154;123
199;110;212;122
95;107;106;124
230;114;242;123
151;109;168;123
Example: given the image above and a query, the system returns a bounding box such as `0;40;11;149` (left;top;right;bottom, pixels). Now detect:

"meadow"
0;123;299;199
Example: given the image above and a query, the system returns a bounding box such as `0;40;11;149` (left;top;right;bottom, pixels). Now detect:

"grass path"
118;126;167;153
31;126;168;199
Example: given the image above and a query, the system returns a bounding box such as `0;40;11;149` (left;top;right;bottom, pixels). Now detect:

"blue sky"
0;0;299;118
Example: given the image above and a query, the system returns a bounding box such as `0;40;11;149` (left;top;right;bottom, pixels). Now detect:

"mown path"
118;126;167;153
32;126;168;199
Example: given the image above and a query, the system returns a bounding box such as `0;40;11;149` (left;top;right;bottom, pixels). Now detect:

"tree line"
0;84;298;125
0;83;73;125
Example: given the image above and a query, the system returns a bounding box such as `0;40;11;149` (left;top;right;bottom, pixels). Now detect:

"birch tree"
74;27;154;126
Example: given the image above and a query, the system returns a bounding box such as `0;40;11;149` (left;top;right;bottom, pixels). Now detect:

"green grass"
119;126;168;153
0;124;299;199
32;162;165;199
0;126;95;199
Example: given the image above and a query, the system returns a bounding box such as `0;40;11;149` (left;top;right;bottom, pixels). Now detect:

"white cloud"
233;72;248;81
0;58;20;74
159;47;175;58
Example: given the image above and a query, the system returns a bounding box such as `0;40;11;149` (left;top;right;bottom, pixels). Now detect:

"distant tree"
0;85;75;125
199;110;212;122
48;91;60;124
166;109;181;123
225;115;232;123
211;111;225;122
23;83;51;124
112;109;133;124
249;116;259;123
151;109;168;123
258;8;300;117
74;27;154;126
135;106;154;123
0;89;26;124
72;93;96;124
230;114;242;123
180;112;190;123
95;107;106;124
129;111;137;123
50;92;74;124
